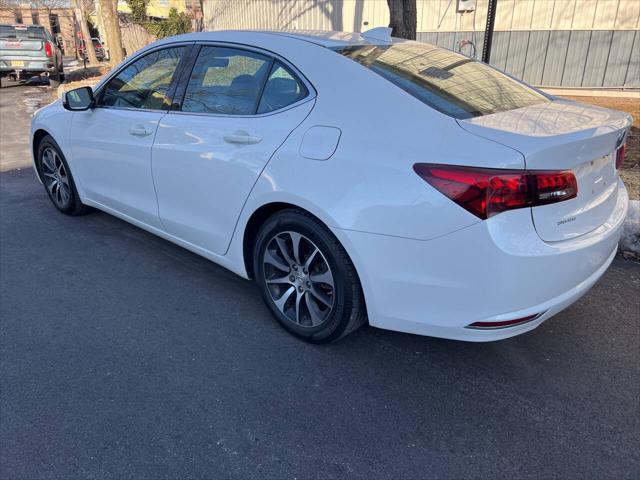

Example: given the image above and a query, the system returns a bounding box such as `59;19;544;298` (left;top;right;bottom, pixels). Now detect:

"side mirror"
63;86;94;111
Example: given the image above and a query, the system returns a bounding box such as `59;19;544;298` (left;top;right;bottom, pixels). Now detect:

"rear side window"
182;47;271;115
257;62;308;114
334;43;548;119
0;25;46;39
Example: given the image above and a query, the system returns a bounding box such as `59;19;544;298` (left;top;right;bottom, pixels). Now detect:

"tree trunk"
75;0;98;64
387;0;417;40
99;0;124;65
94;0;108;57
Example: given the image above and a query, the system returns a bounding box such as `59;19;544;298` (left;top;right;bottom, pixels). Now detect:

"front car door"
70;45;189;228
151;44;314;255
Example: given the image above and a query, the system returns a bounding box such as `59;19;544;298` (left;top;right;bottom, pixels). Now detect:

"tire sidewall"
253;211;355;343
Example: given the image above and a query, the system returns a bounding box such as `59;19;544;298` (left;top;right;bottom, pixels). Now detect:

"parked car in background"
0;24;63;87
78;37;105;62
30;30;631;343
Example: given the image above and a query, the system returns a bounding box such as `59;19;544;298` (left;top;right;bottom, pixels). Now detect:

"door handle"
128;125;152;137
223;131;262;145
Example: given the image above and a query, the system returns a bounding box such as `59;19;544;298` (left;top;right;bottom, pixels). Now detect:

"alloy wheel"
262;231;335;327
41;147;71;209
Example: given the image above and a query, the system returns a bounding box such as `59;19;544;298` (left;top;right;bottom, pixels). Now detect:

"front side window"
257;62;308;114
334;43;549;119
182;46;271;115
100;47;185;110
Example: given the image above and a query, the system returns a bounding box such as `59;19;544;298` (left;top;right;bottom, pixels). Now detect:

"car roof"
155;29;391;49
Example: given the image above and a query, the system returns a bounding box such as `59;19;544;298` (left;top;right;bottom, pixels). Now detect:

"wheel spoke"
303;247;318;269
275;236;295;266
266;273;293;285
42;150;55;172
289;231;303;265
55;183;63;204
309;285;332;307
59;183;70;204
58;172;69;187
305;293;324;326
310;269;334;288
294;290;303;324
273;286;295;313
264;248;289;272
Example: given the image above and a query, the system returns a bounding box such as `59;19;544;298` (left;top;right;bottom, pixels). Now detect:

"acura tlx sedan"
30;29;631;343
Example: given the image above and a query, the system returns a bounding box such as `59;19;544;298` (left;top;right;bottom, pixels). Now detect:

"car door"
70;45;188;228
152;45;314;255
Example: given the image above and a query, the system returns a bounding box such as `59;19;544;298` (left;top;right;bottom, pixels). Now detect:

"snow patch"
620;200;640;255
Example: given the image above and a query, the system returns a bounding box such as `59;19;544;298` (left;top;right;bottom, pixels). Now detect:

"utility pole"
99;0;124;65
481;0;498;63
74;0;98;64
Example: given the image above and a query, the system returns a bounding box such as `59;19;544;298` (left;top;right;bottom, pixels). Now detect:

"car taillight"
615;143;626;169
44;41;53;57
413;164;578;220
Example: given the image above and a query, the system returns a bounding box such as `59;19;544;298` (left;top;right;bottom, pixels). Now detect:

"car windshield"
333;42;549;119
0;25;46;40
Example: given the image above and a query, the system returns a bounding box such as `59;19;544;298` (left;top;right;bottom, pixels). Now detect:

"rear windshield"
333;42;549;119
0;25;46;40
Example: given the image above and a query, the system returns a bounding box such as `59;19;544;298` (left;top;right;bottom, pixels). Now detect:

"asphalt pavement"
1;81;639;479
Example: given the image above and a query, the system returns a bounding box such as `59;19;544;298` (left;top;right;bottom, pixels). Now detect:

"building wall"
202;0;640;88
0;7;76;56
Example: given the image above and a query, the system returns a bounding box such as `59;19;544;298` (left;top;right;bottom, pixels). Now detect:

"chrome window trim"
172;40;316;118
167;96;316;119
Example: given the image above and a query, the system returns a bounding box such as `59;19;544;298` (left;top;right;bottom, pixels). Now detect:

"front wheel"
253;209;367;343
37;135;88;215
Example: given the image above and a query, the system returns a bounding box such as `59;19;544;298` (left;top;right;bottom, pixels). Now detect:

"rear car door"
151;44;314;255
70;45;189;228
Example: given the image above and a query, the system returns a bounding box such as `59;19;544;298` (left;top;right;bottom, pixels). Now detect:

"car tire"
36;135;89;216
253;209;367;343
49;72;61;88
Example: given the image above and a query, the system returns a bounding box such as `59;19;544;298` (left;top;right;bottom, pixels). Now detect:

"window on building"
31;11;40;25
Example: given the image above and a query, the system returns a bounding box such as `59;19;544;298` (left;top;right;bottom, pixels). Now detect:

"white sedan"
31;29;631;343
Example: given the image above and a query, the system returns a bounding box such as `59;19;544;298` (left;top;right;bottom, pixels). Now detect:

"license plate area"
10;60;24;67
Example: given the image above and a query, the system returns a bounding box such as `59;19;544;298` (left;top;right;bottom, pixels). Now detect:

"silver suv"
0;24;64;87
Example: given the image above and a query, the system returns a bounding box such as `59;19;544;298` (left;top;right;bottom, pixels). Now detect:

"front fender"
31;100;75;184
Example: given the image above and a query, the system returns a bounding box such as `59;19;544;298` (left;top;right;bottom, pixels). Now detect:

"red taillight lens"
413;164;577;220
615;143;626;169
44;41;53;57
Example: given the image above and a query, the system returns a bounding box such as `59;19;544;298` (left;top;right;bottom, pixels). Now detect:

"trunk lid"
458;99;631;242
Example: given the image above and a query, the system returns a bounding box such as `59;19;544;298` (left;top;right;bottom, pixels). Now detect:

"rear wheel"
37;135;88;215
253;209;366;343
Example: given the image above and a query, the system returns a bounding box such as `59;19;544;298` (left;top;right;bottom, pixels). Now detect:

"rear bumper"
332;180;629;341
0;58;57;74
